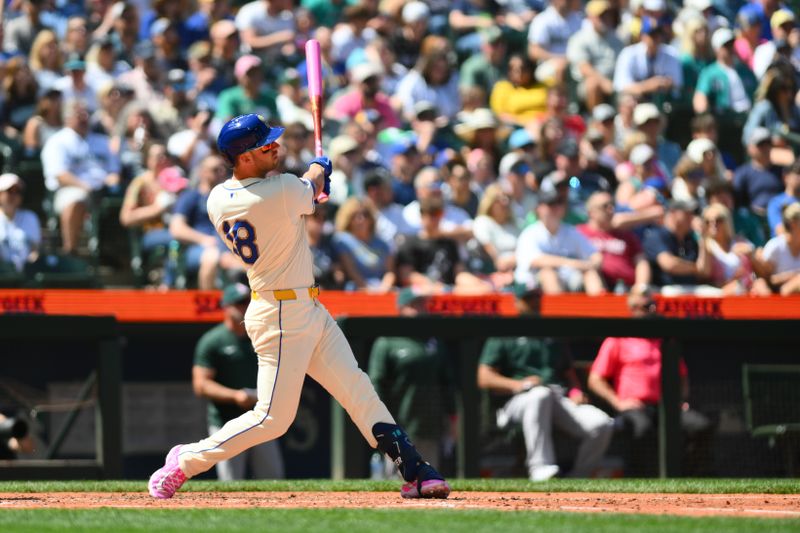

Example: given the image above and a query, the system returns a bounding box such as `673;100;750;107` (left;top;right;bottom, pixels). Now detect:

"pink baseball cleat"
148;445;187;499
400;463;451;499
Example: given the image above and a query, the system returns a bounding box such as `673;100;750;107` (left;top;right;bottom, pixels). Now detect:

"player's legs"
176;298;320;479
208;424;246;480
499;386;559;480
306;307;449;498
550;396;614;477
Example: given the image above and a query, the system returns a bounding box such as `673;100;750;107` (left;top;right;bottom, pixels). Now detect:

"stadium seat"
24;254;99;289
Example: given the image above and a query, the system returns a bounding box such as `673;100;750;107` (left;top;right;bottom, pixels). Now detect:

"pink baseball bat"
305;39;327;202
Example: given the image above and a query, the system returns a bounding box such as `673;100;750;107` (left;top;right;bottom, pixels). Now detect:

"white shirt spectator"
473;215;520;259
41;128;117;191
167;129;212;172
395;69;461;120
528;6;584;56
763;235;800;274
235;0;295;57
331;25;377;65
0;209;40;271
376;203;414;247
401;201;472;234
566;24;623;82
514;221;597;286
613;42;683;93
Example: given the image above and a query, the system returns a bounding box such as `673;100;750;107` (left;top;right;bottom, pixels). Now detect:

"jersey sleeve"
479;338;505;370
591;337;620;380
281;173;316;218
194;331;217;370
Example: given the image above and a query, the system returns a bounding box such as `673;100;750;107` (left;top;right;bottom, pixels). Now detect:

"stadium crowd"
1;0;800;297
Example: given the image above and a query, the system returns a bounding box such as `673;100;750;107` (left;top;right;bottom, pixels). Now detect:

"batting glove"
309;156;332;178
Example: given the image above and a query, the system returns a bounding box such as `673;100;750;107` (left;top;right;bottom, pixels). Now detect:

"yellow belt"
252;286;320;301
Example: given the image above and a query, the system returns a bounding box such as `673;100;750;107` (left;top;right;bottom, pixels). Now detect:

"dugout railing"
0;315;122;479
335;316;800;480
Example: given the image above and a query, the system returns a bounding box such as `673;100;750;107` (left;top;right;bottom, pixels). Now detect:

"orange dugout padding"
1;290;800;322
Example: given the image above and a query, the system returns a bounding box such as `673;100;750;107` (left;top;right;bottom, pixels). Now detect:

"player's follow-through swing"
147;41;450;500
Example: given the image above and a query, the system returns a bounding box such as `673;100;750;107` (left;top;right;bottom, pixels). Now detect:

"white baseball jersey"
207;173;316;291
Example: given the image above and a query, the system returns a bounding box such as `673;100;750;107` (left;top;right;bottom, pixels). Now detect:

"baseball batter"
148;114;450;499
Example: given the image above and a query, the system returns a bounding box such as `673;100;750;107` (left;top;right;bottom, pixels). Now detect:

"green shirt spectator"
301;0;351;28
479;337;572;387
215;55;280;123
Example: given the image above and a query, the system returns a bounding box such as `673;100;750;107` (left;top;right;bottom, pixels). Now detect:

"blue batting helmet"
217;114;285;164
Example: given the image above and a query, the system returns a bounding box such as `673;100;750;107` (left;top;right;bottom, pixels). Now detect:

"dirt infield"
1;491;799;518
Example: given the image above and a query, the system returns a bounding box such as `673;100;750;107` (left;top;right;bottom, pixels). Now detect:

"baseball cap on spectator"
329;135;359;160
350;62;383;84
235;55;262;79
643;0;666;11
538;174;564;204
592;103;616;123
0;173;23;192
748;126;772;146
633;103;661;126
134;41;156;60
402;1;430;24
364;167;392;189
737;3;762;28
711;27;735;52
64;53;86;71
221;282;251;307
167;69;189;91
586;0;611;17
771;9;795;31
414;100;438;121
188;41;212;61
687;0;713;11
454;108;506;143
629;143;655;166
668;198;699;213
389;137;418;156
210;19;237;41
686;138;716;164
585;125;605;144
150;17;172;38
640;16;665;36
499;152;524;178
508;128;535;149
556;138;579;158
157;166;189;193
782;202;800;227
480;25;503;44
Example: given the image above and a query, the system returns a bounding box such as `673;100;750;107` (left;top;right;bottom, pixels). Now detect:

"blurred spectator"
235;0;296;62
2;58;40;136
305;204;343;290
567;0;623;110
119;142;179;263
215;55;279;124
702;203;771;295
514;177;604;295
390;1;430;70
363;167;412;247
275;68;314;132
478;334;613;481
498;152;537;219
279;121;313;174
642;199;716;295
460;26;506;98
705;179;767;247
85;35;132;93
150;18;188;72
767;161;800;236
54;54;98;113
677;17;714;109
22;88;62;157
632;102;681;178
41;100;120;254
29;29;63;92
670;138;726;204
396;196;491;294
588;287;714;477
369;332;455;472
364;36;408;98
752;9;799;79
62;17;89;58
0;173;41;272
169;154;242;289
455;108;507;166
332;197;395;292
328;62;400;131
578;191;650;291
616;143;665;212
762;202;800;295
473;183;520;275
3;0;48;56
733;127;783;216
168;103;214;171
733;3;766;70
208;19;240;90
327;134;364;204
538;84;587;139
489;53;549;127
112;102;163;182
693;28;757;119
192;283;285;480
396;47;461;123
613;16;682;103
442;159;479;218
742;67;800;151
527;0;583;85
118;42;166;104
331;4;376;66
401;167;473;241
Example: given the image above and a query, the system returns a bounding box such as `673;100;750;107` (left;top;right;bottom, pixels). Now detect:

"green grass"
0;509;798;533
1;478;799;494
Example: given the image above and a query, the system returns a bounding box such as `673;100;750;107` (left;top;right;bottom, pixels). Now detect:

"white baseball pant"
178;288;395;478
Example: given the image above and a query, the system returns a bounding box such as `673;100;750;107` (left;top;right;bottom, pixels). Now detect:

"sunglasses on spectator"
704;216;726;225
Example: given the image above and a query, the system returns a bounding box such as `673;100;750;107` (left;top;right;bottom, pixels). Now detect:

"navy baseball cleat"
372;422;451;499
148;445;187;499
